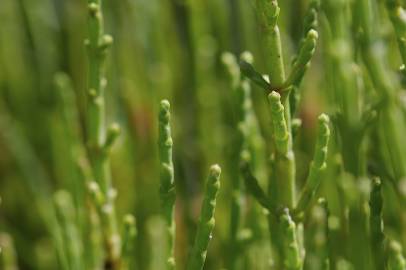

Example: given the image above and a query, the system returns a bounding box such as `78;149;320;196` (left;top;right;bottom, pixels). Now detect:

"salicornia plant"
85;0;121;268
1;0;406;269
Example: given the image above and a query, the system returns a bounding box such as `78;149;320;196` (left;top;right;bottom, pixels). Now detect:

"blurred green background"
0;0;405;269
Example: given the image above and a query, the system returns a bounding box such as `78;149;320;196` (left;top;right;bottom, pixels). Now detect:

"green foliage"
1;0;406;269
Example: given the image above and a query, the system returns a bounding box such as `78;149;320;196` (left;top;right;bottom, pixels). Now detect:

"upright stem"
268;91;295;208
158;100;176;270
369;178;386;270
85;0;121;268
187;165;221;270
355;0;406;180
257;0;296;210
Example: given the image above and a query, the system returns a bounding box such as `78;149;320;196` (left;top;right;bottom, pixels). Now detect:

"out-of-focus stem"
84;1;121;268
158;100;176;270
368;179;386;270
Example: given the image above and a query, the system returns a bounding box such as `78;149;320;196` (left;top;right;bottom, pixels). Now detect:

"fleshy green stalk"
284;29;318;89
317;198;330;270
158;100;176;270
369;178;386;270
85;0;121;268
187;165;221;270
388;241;406;270
386;0;406;76
280;209;302;270
289;0;320;115
356;0;406;180
256;0;285;87
85;0;114;193
121;215;137;270
295;114;330;215
54;190;83;270
268;91;295;208
302;0;320;34
222;52;247;269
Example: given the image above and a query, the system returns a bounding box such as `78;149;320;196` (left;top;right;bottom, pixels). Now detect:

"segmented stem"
284;29;318;88
85;1;121;268
158;100;176;270
295;114;330;215
356;0;406;180
302;0;320;34
268;91;295;208
386;0;406;76
54;190;83;270
187;165;221;270
256;0;285;87
280;209;302;270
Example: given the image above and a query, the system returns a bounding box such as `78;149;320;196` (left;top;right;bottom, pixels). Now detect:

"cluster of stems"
158;99;222;270
235;0;329;268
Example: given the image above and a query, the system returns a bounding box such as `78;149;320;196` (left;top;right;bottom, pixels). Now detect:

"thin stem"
187;165;221;270
54;190;84;270
280;209;302;270
121;214;137;270
268;91;295;208
295;114;330;216
386;0;406;76
369;178;386;270
158;100;176;270
85;0;121;268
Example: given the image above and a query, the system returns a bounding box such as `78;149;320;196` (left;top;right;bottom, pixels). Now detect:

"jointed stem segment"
158;100;176;269
386;0;406;75
280;210;302;270
268;91;296;209
187;165;221;270
85;0;121;268
295;114;330;215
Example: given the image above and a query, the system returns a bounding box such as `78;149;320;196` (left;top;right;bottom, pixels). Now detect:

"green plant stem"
284;29;318;89
158;100;176;270
241;159;272;211
317;198;330;270
369;178;386;270
222;52;246;269
187;165;221;270
280;209;302;270
256;0;296;214
85;1;121;268
355;0;406;180
268;91;295;208
295;114;330;216
54;190;84;270
121;214;137;270
388;241;406;270
386;0;406;76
